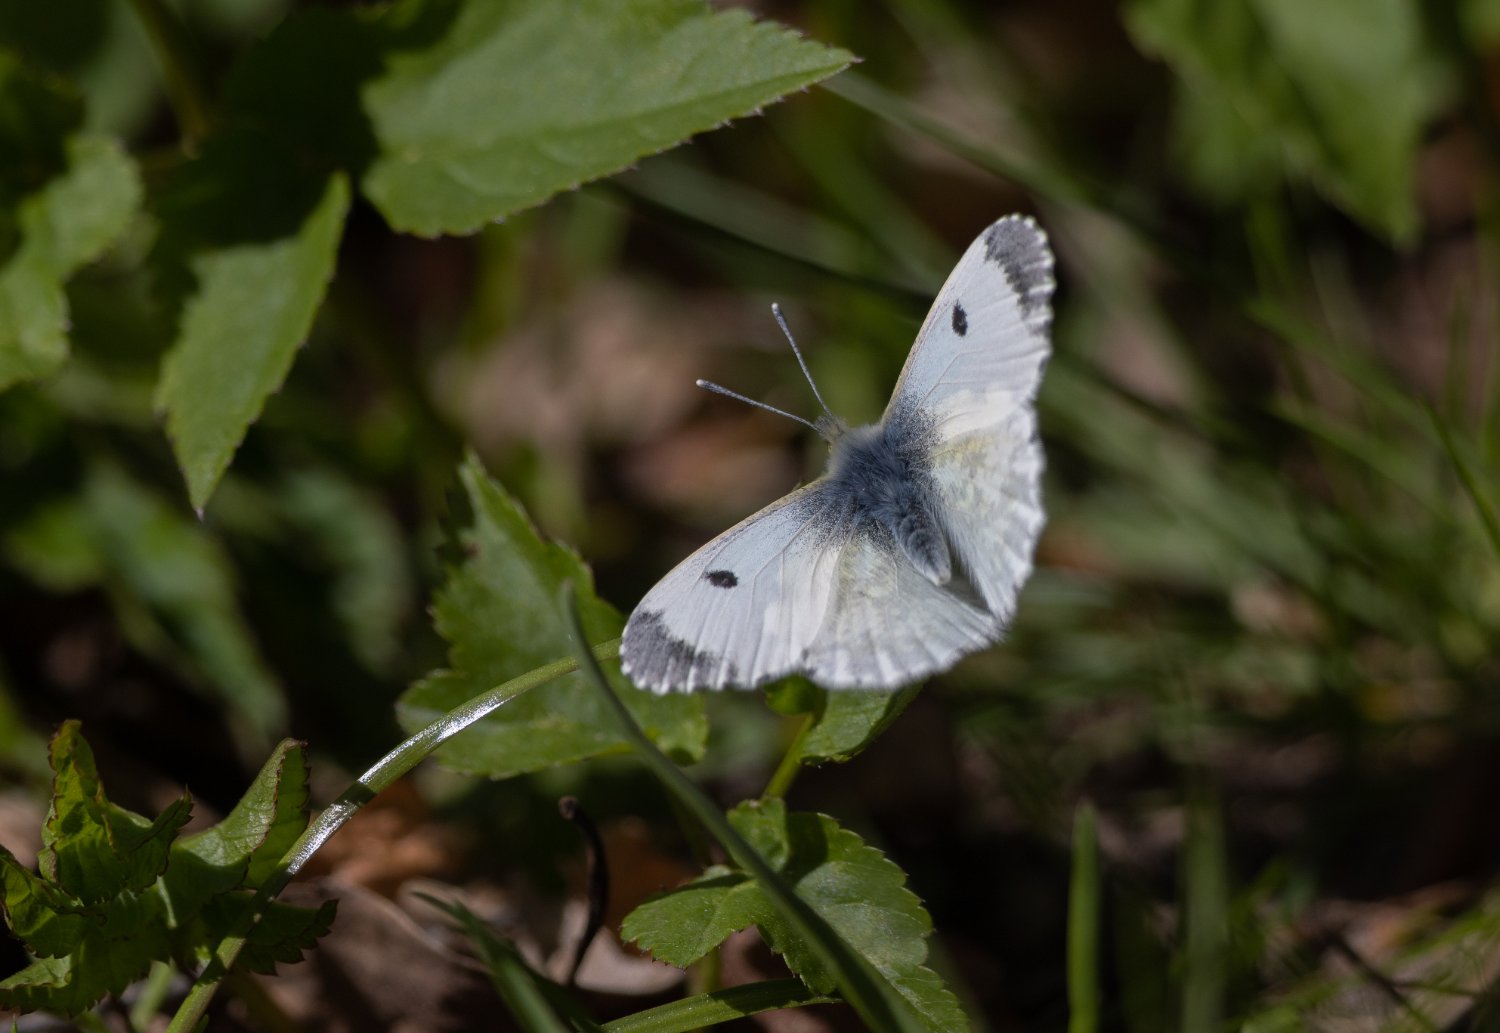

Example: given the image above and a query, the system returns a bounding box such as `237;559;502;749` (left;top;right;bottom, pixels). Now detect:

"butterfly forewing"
621;484;853;692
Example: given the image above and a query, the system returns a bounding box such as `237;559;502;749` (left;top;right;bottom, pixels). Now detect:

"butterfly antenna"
771;303;837;424
695;379;821;433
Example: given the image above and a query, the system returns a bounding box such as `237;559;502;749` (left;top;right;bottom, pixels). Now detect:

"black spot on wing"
951;302;968;337
621;608;737;691
704;569;737;588
982;216;1054;319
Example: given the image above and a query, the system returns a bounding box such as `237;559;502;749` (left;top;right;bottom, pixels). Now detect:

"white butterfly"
621;215;1053;692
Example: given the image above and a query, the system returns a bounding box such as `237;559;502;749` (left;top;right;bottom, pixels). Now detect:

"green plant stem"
561;586;927;1033
164;640;621;1033
602;979;837;1033
762;713;814;799
1066;803;1100;1033
127;960;175;1031
126;0;213;144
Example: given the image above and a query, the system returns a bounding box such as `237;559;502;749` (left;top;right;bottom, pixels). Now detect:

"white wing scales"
621;484;849;692
622;215;1054;692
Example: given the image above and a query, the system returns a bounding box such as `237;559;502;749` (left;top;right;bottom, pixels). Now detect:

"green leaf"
0;846;87;957
154;166;350;510
398;456;705;777
359;0;855;236
0;132;140;389
622;800;968;1032
1125;0;1449;240
768;682;921;766
234;896;339;974
166;740;311;917
41;721;191;903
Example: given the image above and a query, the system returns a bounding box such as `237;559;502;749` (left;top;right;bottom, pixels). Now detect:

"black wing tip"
621;607;738;694
981;214;1055;318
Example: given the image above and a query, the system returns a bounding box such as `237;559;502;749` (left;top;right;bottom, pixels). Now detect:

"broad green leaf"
41;722;191;903
1125;0;1448;240
767;681;921;765
623;800;967;1032
359;0;855;235
398;456;705;777
0;889;172;1015
154;166;349;509
0;133;140;390
166;739;310;917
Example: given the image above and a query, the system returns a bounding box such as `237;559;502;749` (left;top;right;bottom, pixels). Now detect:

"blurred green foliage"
0;0;1498;1030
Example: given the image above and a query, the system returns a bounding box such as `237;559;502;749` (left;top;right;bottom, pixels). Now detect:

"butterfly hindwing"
800;523;997;687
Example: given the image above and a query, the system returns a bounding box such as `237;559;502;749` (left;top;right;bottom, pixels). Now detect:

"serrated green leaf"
623;800;967;1032
0;132;140;389
398;457;705;776
0;882;171;1016
0;846;87;957
770;682;921;766
359;0;854;236
1125;0;1449;240
166;740;310;918
41;721;191;903
154;167;349;509
0;955;77;1014
195;892;337;975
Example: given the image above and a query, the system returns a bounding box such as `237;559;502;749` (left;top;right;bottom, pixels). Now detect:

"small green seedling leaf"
397;455;706;777
358;0;856;235
623;800;968;1032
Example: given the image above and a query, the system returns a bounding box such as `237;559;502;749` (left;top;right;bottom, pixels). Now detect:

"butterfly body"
622;215;1054;693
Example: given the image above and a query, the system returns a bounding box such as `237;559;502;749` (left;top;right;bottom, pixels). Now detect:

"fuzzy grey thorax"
824;413;951;586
